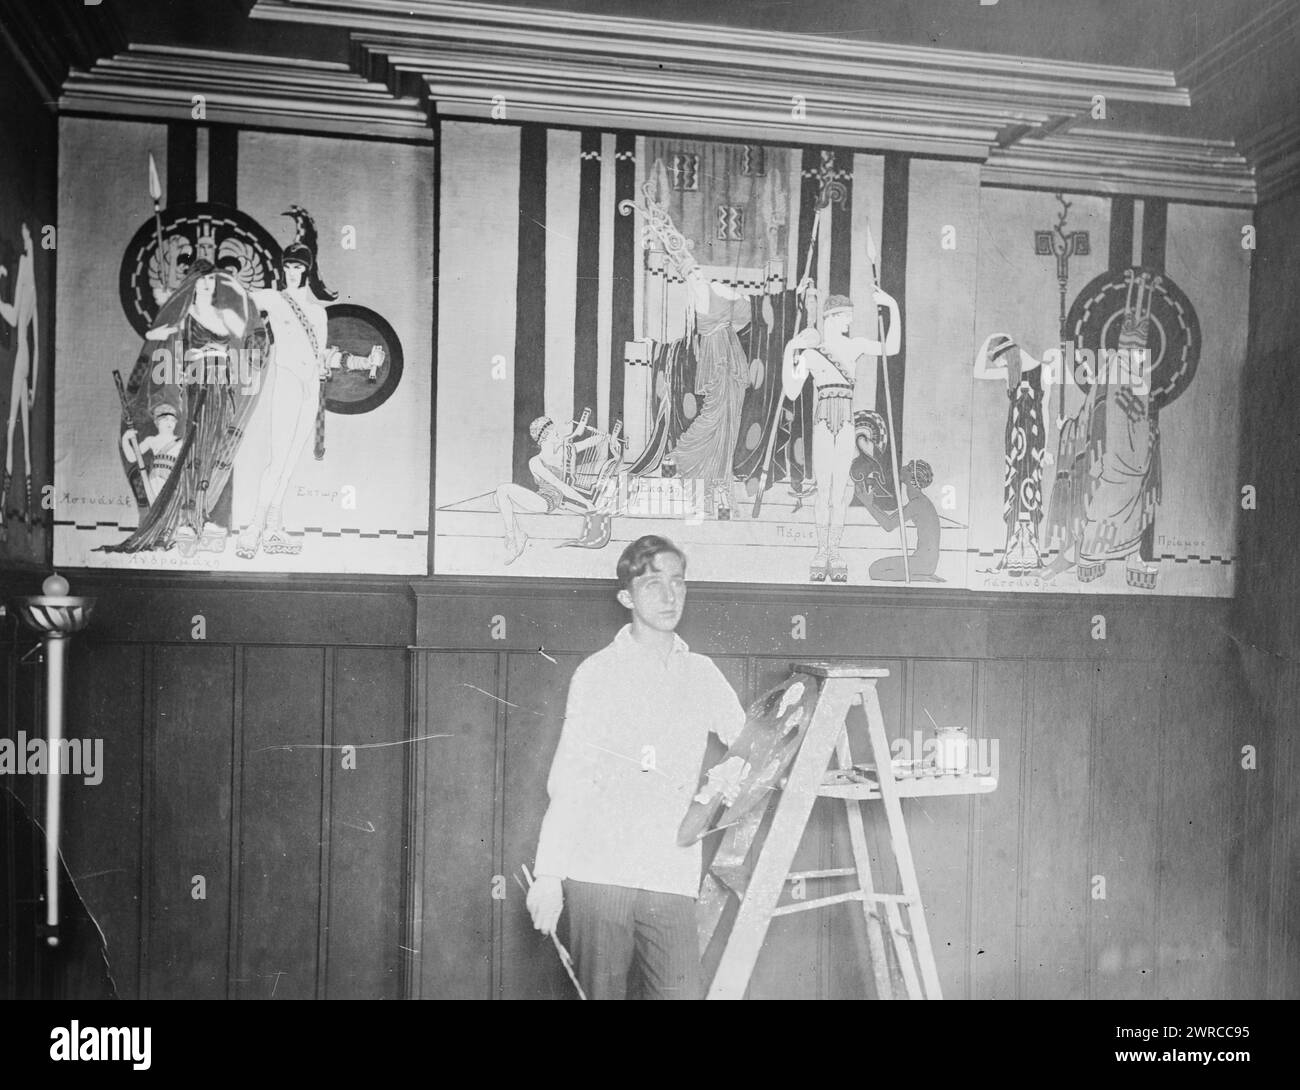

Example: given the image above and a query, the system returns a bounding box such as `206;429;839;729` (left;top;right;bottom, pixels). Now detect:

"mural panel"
54;119;432;573
433;121;1246;595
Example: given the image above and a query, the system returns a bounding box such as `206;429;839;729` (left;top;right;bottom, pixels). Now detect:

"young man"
526;534;746;999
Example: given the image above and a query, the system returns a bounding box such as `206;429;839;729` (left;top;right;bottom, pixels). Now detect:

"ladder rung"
769;888;917;918
770;890;866;917
818;774;998;800
787;868;855;881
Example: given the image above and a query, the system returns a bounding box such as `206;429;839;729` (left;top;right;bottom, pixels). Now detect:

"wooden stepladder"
702;663;996;1000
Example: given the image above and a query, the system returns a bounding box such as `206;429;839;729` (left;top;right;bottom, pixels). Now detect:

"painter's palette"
677;670;823;846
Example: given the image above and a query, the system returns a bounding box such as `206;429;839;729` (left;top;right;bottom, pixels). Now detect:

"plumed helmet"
854;408;887;449
904;459;934;490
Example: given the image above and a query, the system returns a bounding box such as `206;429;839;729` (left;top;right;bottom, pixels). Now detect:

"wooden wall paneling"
412;651;502;999
1;633;41;998
1020;658;1093;999
1090;661;1162;999
501;650;580;999
1155;662;1234;999
1276;676;1299;998
148;644;234;999
63;641;145;1001
971;658;1025;999
78;585;413;648
1225;652;1271;998
325;647;408;999
235;646;325;1000
906;658;975;999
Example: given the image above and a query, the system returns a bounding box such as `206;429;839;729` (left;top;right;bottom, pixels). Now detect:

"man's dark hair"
617;535;687;590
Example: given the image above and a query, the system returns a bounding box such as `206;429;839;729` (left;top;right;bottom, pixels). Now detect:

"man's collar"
614;623;689;656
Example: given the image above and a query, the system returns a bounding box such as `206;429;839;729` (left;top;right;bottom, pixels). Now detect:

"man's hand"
527;874;564;935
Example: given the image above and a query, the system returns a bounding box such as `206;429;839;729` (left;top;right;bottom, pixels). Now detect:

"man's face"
284;262;306;289
824;308;853;335
619;552;687;634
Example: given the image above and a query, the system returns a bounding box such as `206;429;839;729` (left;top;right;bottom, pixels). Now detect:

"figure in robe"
238;207;335;559
974;333;1055;574
669;256;751;519
103;259;270;555
1043;269;1161;588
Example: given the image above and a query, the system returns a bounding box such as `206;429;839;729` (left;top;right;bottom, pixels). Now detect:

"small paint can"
935;726;969;773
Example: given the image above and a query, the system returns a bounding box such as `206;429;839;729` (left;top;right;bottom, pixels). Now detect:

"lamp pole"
13;573;95;946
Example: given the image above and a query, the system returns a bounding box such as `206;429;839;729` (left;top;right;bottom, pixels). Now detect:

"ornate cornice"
42;1;1265;203
254;0;1188;106
1240;116;1300;205
247;0;1256;203
984;130;1255;206
58;45;432;141
357;33;1007;158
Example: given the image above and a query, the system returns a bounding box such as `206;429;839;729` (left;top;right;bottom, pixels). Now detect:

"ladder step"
770;890;867;917
863;892;915;905
769;890;917;918
787;867;856;881
818;773;998;800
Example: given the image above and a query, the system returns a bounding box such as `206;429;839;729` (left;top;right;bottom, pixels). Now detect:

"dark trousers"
563;880;702;1000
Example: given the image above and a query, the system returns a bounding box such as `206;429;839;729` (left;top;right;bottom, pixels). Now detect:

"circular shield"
1064;265;1200;412
323;303;404;415
119;202;282;337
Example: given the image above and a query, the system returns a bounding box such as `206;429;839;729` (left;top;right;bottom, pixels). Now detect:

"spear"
865;220;910;584
751;203;823;518
148;152;168;296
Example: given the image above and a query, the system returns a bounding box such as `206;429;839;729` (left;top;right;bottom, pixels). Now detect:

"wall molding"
245;0;1258;203
1241;115;1300;206
984;129;1255;206
58;45;433;142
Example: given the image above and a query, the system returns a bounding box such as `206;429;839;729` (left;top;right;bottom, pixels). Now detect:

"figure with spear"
779;221;904;582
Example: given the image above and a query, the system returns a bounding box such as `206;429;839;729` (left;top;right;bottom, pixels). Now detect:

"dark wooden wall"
409;583;1259;1000
2;578;412;1000
1233;184;1300;999
0;562;1284;999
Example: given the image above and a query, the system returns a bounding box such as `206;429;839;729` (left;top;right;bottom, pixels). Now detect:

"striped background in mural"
480;122;910;491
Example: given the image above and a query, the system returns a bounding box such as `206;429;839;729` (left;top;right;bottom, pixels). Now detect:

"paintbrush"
518;864;587;1000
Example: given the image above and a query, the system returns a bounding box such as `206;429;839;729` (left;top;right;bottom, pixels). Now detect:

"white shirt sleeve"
711;665;747;748
533;662;599;879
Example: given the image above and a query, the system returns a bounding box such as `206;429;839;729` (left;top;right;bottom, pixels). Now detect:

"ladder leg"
707;684;856;1000
836;731;895;1001
862;682;943;1000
